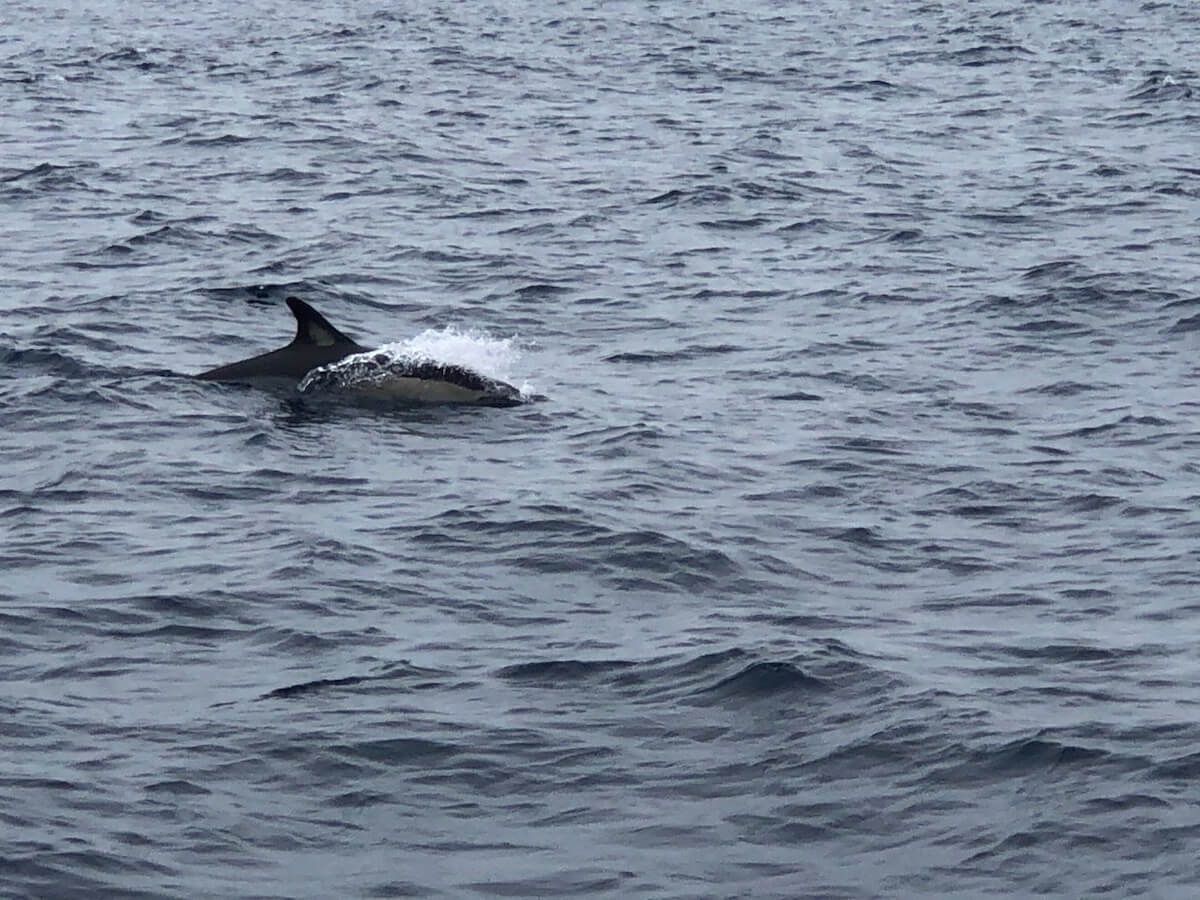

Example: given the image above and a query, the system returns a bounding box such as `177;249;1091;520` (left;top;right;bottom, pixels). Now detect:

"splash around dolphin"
196;297;524;407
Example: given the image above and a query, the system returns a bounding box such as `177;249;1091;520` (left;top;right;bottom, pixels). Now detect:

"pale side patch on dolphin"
195;296;523;406
298;351;523;407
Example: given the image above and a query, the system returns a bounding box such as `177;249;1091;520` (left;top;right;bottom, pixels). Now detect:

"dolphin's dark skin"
196;297;369;384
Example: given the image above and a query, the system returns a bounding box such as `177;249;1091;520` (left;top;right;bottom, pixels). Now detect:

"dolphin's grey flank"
196;296;522;406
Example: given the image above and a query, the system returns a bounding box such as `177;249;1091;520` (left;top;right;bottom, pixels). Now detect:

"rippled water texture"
4;0;1200;896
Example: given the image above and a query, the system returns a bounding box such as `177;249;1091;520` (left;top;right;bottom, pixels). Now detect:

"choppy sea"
4;0;1200;896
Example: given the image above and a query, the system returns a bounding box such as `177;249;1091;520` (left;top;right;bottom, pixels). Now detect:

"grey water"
3;0;1200;896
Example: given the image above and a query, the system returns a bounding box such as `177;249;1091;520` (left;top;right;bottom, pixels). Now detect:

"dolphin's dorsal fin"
286;296;359;348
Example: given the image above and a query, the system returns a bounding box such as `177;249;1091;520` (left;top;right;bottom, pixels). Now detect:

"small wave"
496;659;638;684
1150;751;1200;780
1166;312;1200;334
946;44;1034;67
1007;318;1091;334
693;661;829;703
0;161;95;196
0;346;88;378
500;646;880;709
262;662;448;701
514;283;571;298
0;161;92;184
1021;259;1082;280
1082;793;1170;813
144;780;210;796
1059;493;1123;513
184;133;258;146
698;216;771;230
777;217;831;232
767;390;822;402
919;735;1138;791
643;186;733;206
997;643;1134;664
603;343;743;364
1019;380;1100;396
1049;415;1172;440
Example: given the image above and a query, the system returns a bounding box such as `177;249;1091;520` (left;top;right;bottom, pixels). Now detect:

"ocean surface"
3;0;1200;896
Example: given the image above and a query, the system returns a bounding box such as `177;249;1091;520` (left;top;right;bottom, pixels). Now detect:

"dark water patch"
497;658;638;685
0;161;96;191
1080;793;1170;813
945;44;1035;67
986;642;1136;665
935;399;1016;422
1059;493;1122;513
643;186;733;206
824;436;911;457
324;789;394;810
698;216;771;230
498;647;851;708
737;176;844;202
1007;318;1091;335
590;529;740;589
808;369;893;392
37;656;150;681
514;282;571;298
569;423;663;457
110;623;239;642
363;879;433;898
1019;380;1102;396
604;343;743;364
182;133;259;146
1149;751;1200;781
0;346;88;379
766;390;822;401
0;776;82;791
1027;444;1071;457
926;736;1134;789
691;661;829;704
0;845;179;896
1020;259;1082;280
264;674;376;699
334;737;459;766
735;815;836;846
777;217;831;233
744;612;854;631
922;590;1053;611
1049;414;1173;441
145;779;210;796
263;166;324;183
263;662;451;700
1166;312;1200;333
463;869;626;897
853;289;930;306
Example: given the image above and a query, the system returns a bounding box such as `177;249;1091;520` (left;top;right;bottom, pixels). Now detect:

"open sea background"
3;0;1200;896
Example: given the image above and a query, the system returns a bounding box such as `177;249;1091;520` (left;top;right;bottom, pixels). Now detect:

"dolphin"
196;296;522;406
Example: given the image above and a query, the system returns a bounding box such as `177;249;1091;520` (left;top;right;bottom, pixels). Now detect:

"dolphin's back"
196;297;367;383
196;346;340;382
